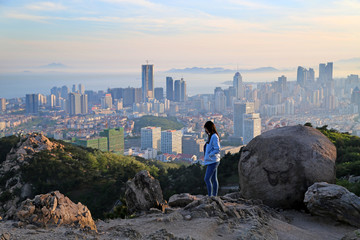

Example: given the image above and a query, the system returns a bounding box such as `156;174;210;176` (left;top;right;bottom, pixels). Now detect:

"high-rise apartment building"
68;92;81;115
0;98;6;112
47;94;56;108
101;94;113;109
243;113;261;144
214;87;226;113
81;94;88;114
141;127;161;150
180;79;187;102
142;64;154;102
161;130;182;154
233;101;255;138
166;77;174;101
154;87;164;101
174;78;186;102
26;94;39;114
69;93;88;115
319;62;333;84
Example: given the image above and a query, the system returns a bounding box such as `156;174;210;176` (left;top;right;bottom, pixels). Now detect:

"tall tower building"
78;84;85;94
319;62;333;84
25;94;39;114
166;77;174;101
161;130;182;154
81;94;88;114
243;113;261;144
142;64;154;102
233;101;255;138
297;66;307;87
180;78;186;102
141;127;161;150
174;80;181;102
214;87;226;113
0;98;6;112
68;92;81;116
233;72;245;99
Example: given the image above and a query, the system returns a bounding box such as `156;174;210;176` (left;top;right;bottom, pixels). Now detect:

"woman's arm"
209;134;220;156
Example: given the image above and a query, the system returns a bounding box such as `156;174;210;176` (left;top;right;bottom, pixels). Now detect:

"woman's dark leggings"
204;162;220;196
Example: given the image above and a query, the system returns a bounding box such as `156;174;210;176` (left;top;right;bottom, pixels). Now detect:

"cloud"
26;2;67;11
100;0;159;9
226;0;277;10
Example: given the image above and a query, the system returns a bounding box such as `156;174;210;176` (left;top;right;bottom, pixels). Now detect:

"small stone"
184;215;192;220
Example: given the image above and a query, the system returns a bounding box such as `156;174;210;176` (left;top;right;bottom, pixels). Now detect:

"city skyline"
0;0;360;73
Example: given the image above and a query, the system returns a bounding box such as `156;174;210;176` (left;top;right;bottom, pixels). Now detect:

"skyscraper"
174;80;181;102
68;92;81;116
214;87;226;113
142;64;154;102
25;94;39;114
180;78;186;102
166;77;174;101
319;62;333;84
141;127;161;150
161;130;182;154
233;101;255;138
243;113;261;144
81;94;88;114
233;72;245;99
0;98;6;112
174;78;186;102
78;84;85;94
297;66;307;87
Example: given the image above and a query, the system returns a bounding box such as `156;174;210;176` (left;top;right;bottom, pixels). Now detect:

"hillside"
133;115;184;133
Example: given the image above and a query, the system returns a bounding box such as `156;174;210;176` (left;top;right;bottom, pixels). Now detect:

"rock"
304;182;360;228
349;175;360;183
125;170;164;213
145;229;195;240
0;233;11;240
239;125;336;209
342;229;360;240
168;193;198;208
14;191;97;231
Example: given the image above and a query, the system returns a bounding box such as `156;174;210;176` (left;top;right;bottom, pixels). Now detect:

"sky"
0;0;360;73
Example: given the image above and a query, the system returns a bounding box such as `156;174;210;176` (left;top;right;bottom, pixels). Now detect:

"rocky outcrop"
238;125;336;209
168;193;198;208
125;170;165;213
14;191;97;231
0;133;64;217
304;182;360;228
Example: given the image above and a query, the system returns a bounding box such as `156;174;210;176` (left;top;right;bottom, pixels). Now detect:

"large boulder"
125;170;164;213
238;125;336;208
304;182;360;227
14;191;97;231
168;193;198;208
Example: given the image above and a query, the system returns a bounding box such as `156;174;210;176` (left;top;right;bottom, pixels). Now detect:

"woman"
203;121;221;196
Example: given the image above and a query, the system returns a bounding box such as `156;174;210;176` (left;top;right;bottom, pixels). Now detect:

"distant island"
38;62;68;69
166;66;279;74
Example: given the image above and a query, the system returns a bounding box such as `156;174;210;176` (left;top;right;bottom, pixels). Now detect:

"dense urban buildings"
2;62;360;163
